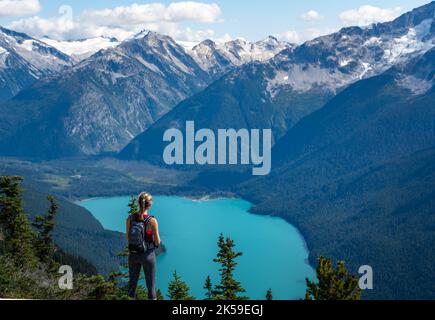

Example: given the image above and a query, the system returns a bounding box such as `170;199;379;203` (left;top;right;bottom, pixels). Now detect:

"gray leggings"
128;250;156;300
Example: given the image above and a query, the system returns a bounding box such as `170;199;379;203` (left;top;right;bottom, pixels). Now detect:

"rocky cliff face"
190;36;292;78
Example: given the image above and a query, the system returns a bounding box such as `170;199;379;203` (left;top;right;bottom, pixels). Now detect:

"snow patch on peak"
0;27;72;72
141;31;174;46
21;40;35;51
134;30;151;39
359;62;372;79
0;46;8;68
364;37;382;46
41;37;120;62
339;59;353;67
383;19;434;64
397;75;433;95
258;35;280;45
193;39;217;49
266;65;347;97
190;36;291;73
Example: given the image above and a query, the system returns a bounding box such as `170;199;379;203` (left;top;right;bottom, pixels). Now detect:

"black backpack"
128;215;154;254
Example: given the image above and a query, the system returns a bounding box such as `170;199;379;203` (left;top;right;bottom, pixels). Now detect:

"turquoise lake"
78;196;315;300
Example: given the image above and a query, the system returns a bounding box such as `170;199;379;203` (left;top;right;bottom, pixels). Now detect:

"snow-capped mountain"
266;8;435;98
0;26;73;102
224;36;292;64
120;1;435;163
41;36;120;62
2;2;435;160
0;30;212;158
190;36;292;78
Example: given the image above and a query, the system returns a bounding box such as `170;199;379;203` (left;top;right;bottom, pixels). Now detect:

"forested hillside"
238;49;435;299
22;188;125;275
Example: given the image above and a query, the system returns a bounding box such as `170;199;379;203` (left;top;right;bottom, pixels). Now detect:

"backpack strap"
143;215;154;227
143;216;155;245
143;216;154;234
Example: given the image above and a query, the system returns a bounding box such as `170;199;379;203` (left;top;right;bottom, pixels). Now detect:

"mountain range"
190;36;292;78
0;29;294;158
120;2;435;162
0;31;213;157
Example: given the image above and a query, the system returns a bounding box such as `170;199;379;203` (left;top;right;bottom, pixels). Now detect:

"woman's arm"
126;216;131;241
150;218;161;247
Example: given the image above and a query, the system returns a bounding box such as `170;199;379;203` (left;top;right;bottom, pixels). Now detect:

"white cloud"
300;10;323;22
165;2;222;23
276;26;342;44
276;30;300;43
80;2;221;26
215;33;232;44
304;27;339;40
9;5;76;39
0;0;41;17
339;5;403;27
7;2;222;43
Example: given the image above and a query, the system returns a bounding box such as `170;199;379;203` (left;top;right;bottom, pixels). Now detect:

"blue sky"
0;0;431;44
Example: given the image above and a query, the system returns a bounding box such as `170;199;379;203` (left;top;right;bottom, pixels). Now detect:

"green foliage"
23;187;125;276
156;289;165;300
0;176;37;267
0;255;60;299
33;196;58;266
203;275;213;300
212;233;247;300
266;289;273;300
0;176;130;300
73;274;126;300
128;195;138;216
305;256;361;300
167;270;195;300
53;247;98;276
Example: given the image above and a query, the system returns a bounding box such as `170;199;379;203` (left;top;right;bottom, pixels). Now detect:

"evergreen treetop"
212;233;247;300
305;256;362;300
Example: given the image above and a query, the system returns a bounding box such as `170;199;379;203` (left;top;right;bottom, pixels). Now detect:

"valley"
1;1;434;300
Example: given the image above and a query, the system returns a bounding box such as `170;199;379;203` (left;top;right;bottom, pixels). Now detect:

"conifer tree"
167;270;195;300
305;256;361;300
212;233;247;300
266;288;273;300
0;176;36;267
84;274;120;300
33;196;58;266
156;289;165;300
128;195;138;215
117;195;138;263
203;275;213;300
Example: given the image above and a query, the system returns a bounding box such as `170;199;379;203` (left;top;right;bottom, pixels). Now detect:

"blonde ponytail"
138;192;153;212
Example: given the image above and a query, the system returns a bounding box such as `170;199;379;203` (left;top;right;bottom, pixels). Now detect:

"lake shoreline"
78;194;315;299
77;192;315;270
